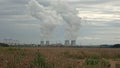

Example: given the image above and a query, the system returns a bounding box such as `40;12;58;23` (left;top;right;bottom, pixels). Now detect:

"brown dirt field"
0;47;120;68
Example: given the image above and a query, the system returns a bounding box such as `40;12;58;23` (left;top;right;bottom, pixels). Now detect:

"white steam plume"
27;0;81;40
51;1;81;40
28;0;63;40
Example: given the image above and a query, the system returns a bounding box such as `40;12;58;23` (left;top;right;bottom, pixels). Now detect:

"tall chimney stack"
71;40;76;46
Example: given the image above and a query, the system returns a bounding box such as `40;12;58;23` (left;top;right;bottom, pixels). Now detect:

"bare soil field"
0;47;120;68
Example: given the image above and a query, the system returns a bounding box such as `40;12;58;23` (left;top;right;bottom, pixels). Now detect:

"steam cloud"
28;0;63;40
28;0;81;40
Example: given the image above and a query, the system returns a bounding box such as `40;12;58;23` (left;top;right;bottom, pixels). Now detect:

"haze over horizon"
0;0;120;45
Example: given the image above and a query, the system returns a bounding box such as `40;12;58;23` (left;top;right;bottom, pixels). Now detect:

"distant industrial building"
40;40;76;46
65;40;70;46
71;40;76;46
40;41;44;46
46;41;50;46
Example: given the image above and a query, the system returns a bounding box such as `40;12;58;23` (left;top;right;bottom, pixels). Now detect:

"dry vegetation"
0;47;120;68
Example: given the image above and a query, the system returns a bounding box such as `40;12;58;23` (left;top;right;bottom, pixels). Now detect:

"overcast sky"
0;0;120;45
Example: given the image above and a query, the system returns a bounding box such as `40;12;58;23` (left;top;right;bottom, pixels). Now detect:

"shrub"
116;64;120;68
30;52;54;68
85;59;99;65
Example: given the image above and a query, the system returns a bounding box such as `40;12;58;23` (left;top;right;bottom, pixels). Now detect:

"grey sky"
0;0;120;45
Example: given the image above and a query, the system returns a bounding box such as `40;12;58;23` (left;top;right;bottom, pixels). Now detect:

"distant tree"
0;43;9;47
112;44;120;48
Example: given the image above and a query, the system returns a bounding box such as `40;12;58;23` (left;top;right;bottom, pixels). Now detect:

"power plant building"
65;40;70;46
40;41;44;46
71;40;76;46
46;41;50;46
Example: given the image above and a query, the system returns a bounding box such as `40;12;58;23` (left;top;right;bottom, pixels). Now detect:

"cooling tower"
65;40;70;46
71;40;76;46
40;41;44;46
46;41;50;46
